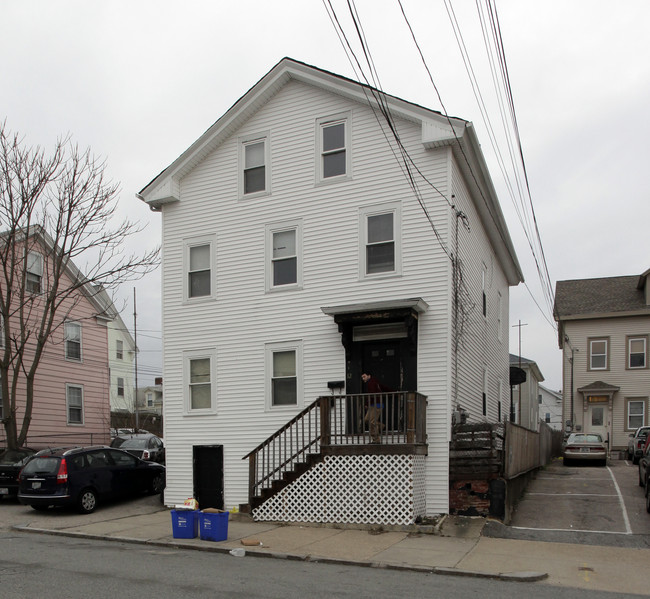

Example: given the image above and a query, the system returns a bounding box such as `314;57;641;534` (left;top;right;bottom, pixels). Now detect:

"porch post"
406;392;416;444
248;453;257;506
319;397;331;446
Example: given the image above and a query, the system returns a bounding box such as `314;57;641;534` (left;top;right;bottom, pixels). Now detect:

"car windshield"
0;449;32;465
120;438;148;449
568;434;602;443
21;457;60;475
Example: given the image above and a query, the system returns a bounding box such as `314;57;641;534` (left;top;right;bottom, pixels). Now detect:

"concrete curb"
13;525;548;582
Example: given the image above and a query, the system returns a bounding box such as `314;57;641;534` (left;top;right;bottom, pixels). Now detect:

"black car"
0;447;36;498
110;433;165;464
17;446;165;514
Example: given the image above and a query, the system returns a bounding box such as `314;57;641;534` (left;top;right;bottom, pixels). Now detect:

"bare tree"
0;123;159;449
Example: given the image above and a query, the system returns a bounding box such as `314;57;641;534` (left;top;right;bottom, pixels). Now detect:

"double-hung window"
317;114;350;182
184;350;215;413
65;321;82;361
240;133;270;197
627;335;647;369
266;222;302;291
116;339;123;360
185;237;215;301
26;251;43;294
627;399;645;430
360;204;401;278
117;377;124;397
67;384;84;424
266;341;302;408
588;338;608;370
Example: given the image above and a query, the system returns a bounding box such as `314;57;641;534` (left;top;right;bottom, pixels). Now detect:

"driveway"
484;458;650;548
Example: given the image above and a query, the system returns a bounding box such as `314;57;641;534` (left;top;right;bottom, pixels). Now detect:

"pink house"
0;230;114;448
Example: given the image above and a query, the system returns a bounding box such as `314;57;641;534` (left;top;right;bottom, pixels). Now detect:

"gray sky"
3;1;649;390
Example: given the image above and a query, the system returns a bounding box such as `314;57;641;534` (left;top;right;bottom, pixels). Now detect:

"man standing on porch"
361;372;389;443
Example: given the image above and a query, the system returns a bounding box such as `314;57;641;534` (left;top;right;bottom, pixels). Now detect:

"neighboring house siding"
2;276;110;445
563;315;650;449
108;314;136;412
161;80;462;513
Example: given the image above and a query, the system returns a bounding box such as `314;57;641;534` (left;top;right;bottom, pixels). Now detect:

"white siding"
159;79;516;515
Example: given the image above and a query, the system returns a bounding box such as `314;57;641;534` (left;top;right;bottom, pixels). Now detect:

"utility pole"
134;287;139;430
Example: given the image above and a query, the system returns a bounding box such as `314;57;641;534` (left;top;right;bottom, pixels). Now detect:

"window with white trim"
116;339;123;360
497;292;502;341
317;114;350;182
239;133;270;198
360;204;401;278
26;251;43;294
628;399;645;430
266;341;302;408
146;392;153;408
266;222;302;291
589;338;608;370
184;237;215;301
627;336;647;369
117;377;124;397
482;367;488;416
184;349;216;413
64;321;82;361
481;265;487;317
66;384;84;424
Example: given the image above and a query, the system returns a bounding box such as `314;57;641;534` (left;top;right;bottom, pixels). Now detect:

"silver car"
563;433;607;466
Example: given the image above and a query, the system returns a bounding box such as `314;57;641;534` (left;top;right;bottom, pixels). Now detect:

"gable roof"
554;274;650;320
138;57;523;286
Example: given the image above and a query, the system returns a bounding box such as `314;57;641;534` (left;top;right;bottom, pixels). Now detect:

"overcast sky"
3;0;649;390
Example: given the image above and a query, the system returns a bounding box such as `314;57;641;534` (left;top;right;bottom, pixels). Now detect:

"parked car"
0;447;36;498
639;444;650;488
627;426;650;464
17;446;165;514
110;433;165;464
563;433;607;466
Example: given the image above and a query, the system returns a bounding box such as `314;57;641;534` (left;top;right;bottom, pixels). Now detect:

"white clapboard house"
139;58;523;524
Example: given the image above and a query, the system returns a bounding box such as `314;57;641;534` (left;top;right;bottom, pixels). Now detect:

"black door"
193;445;224;510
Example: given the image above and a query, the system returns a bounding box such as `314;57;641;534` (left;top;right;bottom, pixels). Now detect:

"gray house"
555;269;650;450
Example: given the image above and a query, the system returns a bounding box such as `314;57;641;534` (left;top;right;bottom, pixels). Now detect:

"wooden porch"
242;392;427;512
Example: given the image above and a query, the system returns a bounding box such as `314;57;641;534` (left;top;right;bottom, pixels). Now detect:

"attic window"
240;133;270;198
244;140;265;194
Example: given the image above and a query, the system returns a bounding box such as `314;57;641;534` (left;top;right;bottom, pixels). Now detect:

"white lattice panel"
253;454;427;526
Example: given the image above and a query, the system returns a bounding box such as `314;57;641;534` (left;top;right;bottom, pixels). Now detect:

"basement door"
193;445;224;510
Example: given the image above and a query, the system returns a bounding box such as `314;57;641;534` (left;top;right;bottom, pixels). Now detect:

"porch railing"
243;392;427;508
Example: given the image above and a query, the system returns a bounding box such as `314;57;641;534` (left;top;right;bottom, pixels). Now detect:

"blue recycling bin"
199;511;229;541
171;509;199;539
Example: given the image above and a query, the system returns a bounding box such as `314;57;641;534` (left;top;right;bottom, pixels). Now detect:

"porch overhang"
577;381;620;414
321;297;429;319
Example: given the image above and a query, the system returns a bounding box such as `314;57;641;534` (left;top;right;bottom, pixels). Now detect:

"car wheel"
77;488;98;514
633;455;639;465
640;466;645;487
150;473;165;495
31;504;50;511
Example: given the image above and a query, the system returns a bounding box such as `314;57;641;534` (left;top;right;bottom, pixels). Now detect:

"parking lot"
486;457;650;547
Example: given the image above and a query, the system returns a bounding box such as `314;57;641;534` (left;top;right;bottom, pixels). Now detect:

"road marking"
606;465;632;534
509;525;630;535
527;493;617;497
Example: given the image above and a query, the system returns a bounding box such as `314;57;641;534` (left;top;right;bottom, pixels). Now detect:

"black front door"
193;445;224;510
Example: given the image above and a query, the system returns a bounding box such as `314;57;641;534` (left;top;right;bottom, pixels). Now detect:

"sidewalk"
13;505;648;595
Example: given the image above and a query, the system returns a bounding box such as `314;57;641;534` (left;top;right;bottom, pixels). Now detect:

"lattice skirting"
252;454;427;526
